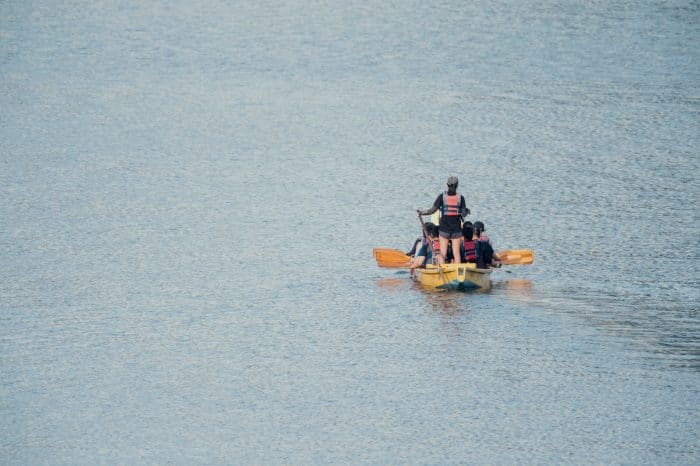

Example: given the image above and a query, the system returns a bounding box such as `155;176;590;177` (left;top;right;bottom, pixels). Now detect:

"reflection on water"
375;277;409;291
419;287;470;317
492;278;534;300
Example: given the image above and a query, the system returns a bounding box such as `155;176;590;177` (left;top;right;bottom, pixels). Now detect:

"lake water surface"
1;1;699;464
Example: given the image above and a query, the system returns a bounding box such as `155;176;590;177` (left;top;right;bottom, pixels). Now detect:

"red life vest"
463;239;476;262
420;237;441;255
441;192;461;216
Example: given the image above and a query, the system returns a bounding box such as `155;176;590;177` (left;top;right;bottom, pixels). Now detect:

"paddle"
372;249;411;268
417;211;451;286
495;249;534;265
416;211;438;259
376;260;412;268
373;247;534;267
373;248;411;262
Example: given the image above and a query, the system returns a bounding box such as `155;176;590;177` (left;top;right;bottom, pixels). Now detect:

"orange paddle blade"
376;260;412;268
373;248;412;268
373;248;411;263
496;249;534;265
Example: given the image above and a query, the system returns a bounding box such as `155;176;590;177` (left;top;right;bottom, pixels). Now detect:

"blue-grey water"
1;1;699;464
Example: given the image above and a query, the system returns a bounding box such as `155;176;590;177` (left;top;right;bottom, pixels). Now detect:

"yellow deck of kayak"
413;263;493;290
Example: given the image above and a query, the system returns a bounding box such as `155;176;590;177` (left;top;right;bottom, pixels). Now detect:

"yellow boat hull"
413;263;493;290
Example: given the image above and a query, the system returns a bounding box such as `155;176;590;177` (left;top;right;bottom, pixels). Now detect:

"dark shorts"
439;230;462;239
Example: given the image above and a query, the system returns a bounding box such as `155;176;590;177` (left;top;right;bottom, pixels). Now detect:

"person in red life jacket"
458;220;473;262
473;221;501;268
418;176;470;264
409;223;442;269
473;221;490;244
460;224;477;263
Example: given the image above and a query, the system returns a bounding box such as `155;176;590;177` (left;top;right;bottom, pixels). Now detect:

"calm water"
1;1;699;464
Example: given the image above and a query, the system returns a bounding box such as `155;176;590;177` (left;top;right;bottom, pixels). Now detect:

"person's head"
473;221;485;236
462;225;474;241
462;220;473;230
446;176;458;195
427;223;439;238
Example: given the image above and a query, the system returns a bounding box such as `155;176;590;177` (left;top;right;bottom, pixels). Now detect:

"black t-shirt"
432;193;467;233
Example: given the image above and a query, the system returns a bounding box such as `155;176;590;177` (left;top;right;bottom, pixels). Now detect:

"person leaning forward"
418;176;470;264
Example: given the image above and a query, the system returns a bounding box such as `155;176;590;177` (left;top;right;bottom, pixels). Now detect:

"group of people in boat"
407;176;500;270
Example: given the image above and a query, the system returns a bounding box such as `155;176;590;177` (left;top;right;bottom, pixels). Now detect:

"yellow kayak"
413;263;493;291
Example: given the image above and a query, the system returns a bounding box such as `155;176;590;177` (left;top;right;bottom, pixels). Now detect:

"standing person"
418;176;470;264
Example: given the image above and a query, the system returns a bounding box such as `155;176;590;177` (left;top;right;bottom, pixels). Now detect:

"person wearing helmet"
418;176;470;264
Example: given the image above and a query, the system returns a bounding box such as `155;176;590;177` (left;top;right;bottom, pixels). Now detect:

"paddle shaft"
416;211;437;257
417;211;450;285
